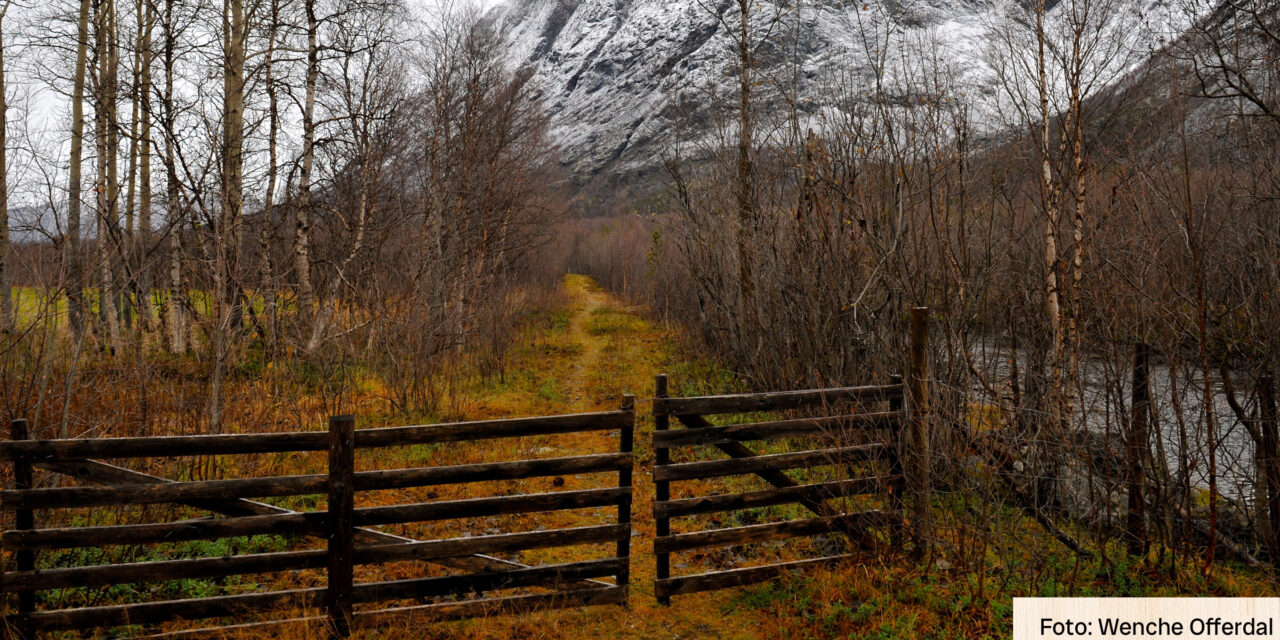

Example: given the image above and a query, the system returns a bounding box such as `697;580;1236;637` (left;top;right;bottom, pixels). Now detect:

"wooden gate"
651;309;930;601
0;398;635;638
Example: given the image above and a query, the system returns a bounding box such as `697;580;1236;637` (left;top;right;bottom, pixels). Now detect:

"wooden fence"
0;398;636;638
0;309;933;632
650;307;931;602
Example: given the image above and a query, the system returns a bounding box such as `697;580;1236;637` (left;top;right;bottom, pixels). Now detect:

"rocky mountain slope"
486;0;1185;177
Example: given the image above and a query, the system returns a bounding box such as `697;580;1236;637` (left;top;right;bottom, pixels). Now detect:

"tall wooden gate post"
327;415;356;638
618;395;635;592
906;308;931;557
8;419;33;640
653;375;671;606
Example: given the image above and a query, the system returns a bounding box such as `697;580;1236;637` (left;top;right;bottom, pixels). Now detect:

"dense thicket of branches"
1;0;1278;594
570;0;1280;571
0;1;563;434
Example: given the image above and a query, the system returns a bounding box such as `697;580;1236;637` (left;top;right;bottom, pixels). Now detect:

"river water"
967;343;1257;503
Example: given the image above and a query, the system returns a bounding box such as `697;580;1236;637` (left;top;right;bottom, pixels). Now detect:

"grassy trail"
427;276;1280;640
431;274;772;639
560;275;609;411
29;276;1277;639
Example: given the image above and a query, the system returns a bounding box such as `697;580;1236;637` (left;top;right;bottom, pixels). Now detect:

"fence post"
326;415;355;638
617;395;635;595
8;419;33;639
653;375;671;606
906;307;931;557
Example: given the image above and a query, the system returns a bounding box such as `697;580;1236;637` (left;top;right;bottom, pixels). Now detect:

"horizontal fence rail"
651;384;903;417
0;411;631;462
653;477;891;519
1;452;632;512
652;411;901;448
652;444;890;482
0;311;933;634
0;398;637;638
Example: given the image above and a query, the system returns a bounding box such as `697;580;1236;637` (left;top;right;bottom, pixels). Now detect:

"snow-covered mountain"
486;0;1185;177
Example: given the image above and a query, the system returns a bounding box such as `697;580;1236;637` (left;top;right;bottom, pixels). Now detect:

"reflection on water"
968;343;1256;503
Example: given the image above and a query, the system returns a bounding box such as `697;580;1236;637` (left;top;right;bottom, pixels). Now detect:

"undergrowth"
10;275;1280;639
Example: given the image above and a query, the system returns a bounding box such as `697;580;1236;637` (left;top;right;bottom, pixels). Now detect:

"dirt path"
561;275;611;411
376;275;1280;640
447;274;771;640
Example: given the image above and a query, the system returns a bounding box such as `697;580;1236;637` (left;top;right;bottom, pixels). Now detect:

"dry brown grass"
13;274;1276;640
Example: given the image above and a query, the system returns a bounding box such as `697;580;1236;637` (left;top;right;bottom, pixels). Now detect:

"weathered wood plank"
654;375;672;606
33;459;370;537
617;395;635;587
1;474;329;510
10;419;35;631
30;459;610;589
653;477;891;519
354;487;629;527
353;558;626;603
653;511;889;554
7;521;627;561
354;453;631;492
652;444;888;482
653;412;900;448
652;384;902;417
327;415;356;637
1;524;629;593
0;411;629;461
655;555;852;598
355;524;627;564
2;512;323;549
3;431;326;461
6;587;324;632
3;453;633;511
1;548;328;592
354;411;630;449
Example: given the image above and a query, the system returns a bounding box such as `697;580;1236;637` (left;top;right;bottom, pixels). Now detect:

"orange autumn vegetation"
10;275;1278;640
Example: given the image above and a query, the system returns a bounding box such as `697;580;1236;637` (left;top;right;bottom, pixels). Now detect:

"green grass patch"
585;307;649;336
536;378;565;403
519;308;572;335
39;534;293;608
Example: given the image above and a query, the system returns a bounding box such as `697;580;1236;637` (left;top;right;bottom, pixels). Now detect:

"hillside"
486;0;1188;177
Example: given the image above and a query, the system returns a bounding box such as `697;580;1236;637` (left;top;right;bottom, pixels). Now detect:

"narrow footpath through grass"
413;275;1278;640
428;274;774;640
